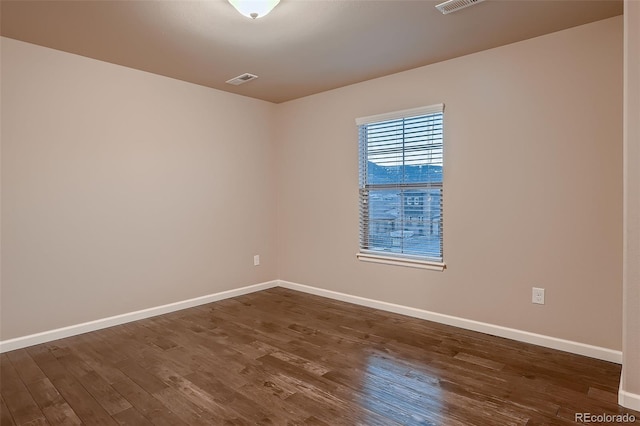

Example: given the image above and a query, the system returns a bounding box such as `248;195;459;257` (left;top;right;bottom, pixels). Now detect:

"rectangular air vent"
436;0;485;14
225;73;258;86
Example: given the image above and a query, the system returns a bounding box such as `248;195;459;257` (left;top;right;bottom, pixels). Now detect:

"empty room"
1;0;639;424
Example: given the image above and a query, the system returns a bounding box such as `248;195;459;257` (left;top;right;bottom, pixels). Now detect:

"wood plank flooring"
1;287;638;425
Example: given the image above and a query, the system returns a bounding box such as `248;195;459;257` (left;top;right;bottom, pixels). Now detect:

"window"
356;104;445;271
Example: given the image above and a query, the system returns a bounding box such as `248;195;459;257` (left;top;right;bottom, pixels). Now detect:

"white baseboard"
619;388;640;411
1;278;623;365
277;280;623;364
0;280;279;353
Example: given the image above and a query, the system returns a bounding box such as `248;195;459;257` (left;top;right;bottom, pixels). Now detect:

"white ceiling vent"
436;0;485;14
225;73;258;86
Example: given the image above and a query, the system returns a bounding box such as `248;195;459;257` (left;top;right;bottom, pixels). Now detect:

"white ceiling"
0;0;623;103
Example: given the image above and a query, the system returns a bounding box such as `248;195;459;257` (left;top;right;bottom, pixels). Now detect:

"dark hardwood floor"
1;287;638;425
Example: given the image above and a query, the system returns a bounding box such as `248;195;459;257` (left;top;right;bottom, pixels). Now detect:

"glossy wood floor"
1;287;638;426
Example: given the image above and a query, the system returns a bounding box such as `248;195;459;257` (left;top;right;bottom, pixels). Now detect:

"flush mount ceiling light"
228;0;280;19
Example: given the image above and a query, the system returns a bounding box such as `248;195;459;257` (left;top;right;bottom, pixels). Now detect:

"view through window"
357;104;444;263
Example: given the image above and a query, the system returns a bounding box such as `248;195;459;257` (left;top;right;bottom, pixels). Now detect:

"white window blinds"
357;104;444;264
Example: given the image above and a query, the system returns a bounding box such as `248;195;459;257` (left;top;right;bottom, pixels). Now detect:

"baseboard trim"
619;389;640;411
0;280;279;353
277;280;622;364
1;279;623;364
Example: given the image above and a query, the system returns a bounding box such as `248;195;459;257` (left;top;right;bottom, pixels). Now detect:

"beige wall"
0;38;278;340
275;17;624;350
622;0;640;402
0;17;626;353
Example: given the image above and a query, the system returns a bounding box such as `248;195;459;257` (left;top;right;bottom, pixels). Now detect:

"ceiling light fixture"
228;0;280;19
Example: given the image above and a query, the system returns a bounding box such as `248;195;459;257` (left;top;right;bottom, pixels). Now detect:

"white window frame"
356;104;445;271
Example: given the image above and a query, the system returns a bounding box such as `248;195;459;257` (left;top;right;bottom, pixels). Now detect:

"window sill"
356;252;446;271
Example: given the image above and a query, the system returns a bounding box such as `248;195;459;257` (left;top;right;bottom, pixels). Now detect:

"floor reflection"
358;351;443;425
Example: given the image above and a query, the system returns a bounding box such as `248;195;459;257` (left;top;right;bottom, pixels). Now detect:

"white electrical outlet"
532;287;545;305
253;255;260;266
